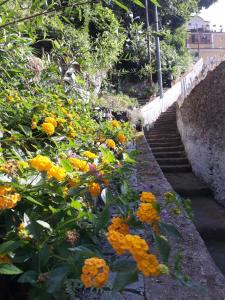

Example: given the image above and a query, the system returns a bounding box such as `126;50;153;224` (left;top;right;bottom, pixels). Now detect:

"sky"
200;0;225;30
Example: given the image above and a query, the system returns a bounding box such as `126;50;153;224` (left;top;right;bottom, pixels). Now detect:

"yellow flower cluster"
88;182;101;198
7;95;14;102
136;203;160;224
68;126;76;138
31;155;66;182
110;120;121;128
69;158;89;173
18;223;30;239
82;151;97;159
42;122;55;136
106;139;116;149
47;165;67;181
30;155;53;171
140;192;156;203
81;257;109;288
0;254;12;264
45;117;57;128
0;186;21;210
117;132;126;144
31;121;37;129
107;217;129;235
42;117;58;136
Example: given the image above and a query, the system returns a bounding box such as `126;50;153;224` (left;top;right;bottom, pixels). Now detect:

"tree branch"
0;0;90;30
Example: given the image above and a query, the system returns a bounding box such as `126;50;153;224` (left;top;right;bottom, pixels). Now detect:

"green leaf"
112;0;129;11
150;0;160;6
123;153;136;164
25;196;44;207
159;222;182;240
132;0;145;8
69;245;99;257
70;200;82;210
155;235;171;263
95;207;110;232
0;241;20;254
60;159;73;172
100;147;116;163
36;220;52;232
0;264;23;275
47;266;69;294
18;270;37;284
111;259;136;272
113;268;138;291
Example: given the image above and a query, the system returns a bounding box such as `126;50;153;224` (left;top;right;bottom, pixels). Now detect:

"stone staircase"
144;103;225;276
144;104;192;173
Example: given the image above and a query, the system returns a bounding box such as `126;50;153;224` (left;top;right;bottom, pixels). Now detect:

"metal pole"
145;0;152;85
154;4;163;98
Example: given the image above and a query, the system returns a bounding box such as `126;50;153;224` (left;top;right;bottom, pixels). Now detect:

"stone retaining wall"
140;59;204;126
177;61;225;207
136;132;225;299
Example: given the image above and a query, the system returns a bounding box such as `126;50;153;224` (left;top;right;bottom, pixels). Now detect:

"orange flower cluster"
136;203;160;224
0;254;12;264
69;157;89;173
107;214;161;277
81;257;109;288
107;217;129;235
0;186;21;210
117;132;126;144
140;192;156;203
136;192;160;226
88;182;101;198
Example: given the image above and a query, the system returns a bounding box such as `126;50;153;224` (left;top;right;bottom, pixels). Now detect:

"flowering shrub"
0;85;193;298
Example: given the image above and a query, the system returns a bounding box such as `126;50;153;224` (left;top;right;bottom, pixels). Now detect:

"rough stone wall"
177;61;225;206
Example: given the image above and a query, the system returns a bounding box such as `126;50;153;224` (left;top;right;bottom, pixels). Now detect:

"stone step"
149;130;179;135
146;135;181;143
145;133;180;139
149;141;182;147
160;164;192;173
151;145;185;152
154;151;186;158
157;157;189;165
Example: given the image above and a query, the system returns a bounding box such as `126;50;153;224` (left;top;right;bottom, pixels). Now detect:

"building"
187;16;225;61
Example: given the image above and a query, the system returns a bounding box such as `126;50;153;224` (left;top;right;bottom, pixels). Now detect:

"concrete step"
151;145;185;152
191;196;225;240
165;173;211;197
160;165;192;173
157;157;189;165
205;240;225;275
154;151;186;158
